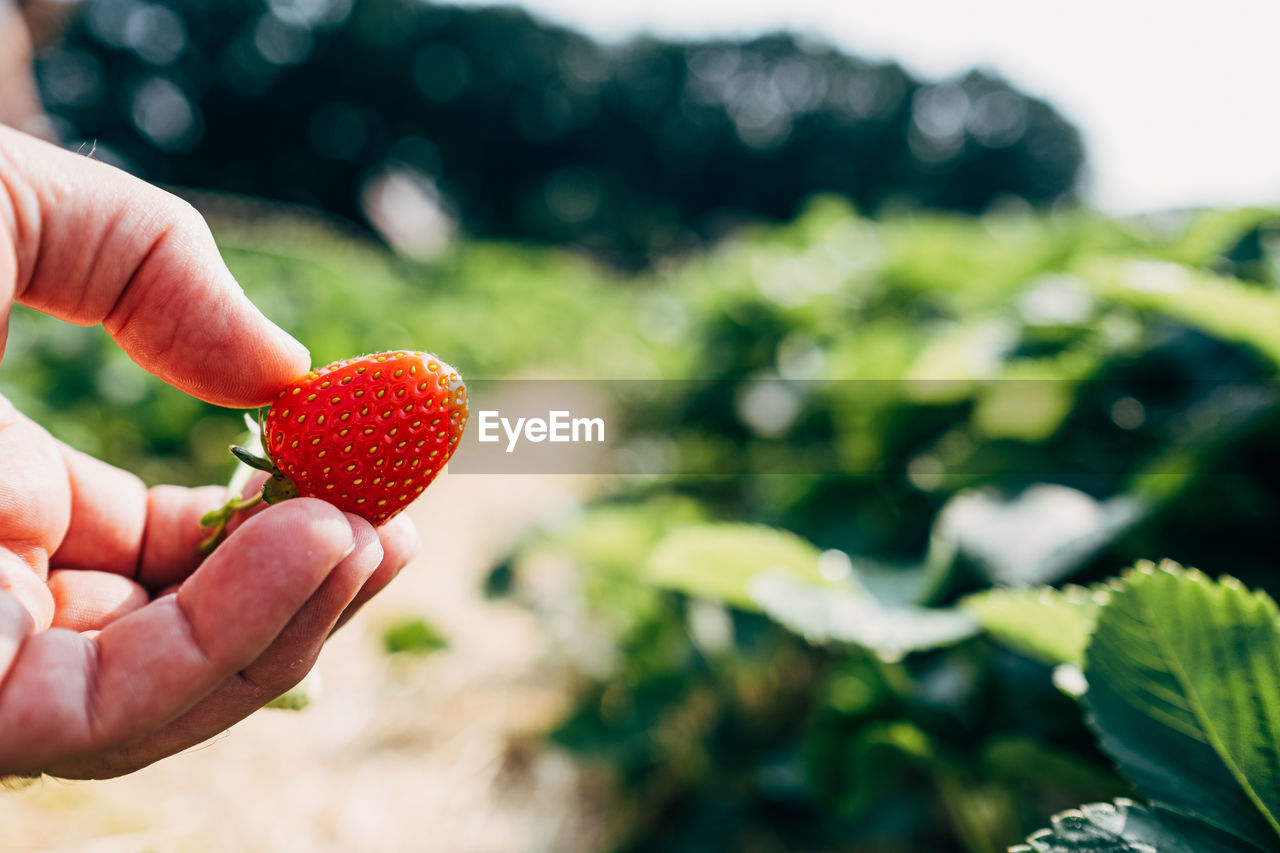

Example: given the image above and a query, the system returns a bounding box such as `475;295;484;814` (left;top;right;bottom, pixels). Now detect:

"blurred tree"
34;0;1083;263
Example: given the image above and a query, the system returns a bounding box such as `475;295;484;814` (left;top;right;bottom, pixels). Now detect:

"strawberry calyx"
196;444;300;553
229;445;301;505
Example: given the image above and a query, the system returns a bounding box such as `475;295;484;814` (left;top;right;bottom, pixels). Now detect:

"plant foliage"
5;199;1280;851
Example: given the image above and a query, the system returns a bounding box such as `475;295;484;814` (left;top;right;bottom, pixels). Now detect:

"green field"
6;199;1280;851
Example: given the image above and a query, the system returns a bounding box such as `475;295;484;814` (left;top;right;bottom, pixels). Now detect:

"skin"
0;1;53;141
0;125;420;779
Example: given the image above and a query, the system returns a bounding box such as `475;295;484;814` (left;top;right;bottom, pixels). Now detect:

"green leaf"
1083;561;1280;851
1082;258;1280;369
643;524;973;658
645;523;826;609
971;377;1078;442
551;497;708;578
937;485;1145;586
1152;208;1278;267
382;617;449;656
750;573;977;660
982;737;1124;799
963;584;1103;666
1010;799;1211;853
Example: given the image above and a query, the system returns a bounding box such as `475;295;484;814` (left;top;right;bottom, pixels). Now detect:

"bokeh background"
1;1;1279;851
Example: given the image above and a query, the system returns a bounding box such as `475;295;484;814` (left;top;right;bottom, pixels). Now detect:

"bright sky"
453;0;1280;215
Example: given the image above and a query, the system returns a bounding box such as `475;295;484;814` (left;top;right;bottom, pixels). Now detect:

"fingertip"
0;591;33;675
0;131;308;408
335;513;385;590
47;570;149;632
163;300;310;408
342;512;384;569
342;510;375;537
378;513;421;573
0;591;31;634
138;484;232;590
267;321;311;370
218;316;310;408
174;498;356;666
128;197;311;408
0;552;54;631
250;497;356;560
330;513;420;633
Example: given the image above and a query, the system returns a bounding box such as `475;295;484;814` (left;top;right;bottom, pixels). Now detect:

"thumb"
0;126;309;407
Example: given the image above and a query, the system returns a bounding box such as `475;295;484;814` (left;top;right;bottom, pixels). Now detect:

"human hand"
0;126;419;779
0;0;54;140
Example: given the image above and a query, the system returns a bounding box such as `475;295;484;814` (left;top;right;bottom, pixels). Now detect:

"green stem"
197;492;264;554
196;442;300;555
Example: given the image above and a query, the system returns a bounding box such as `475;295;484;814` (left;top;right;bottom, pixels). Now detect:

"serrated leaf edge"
1009;798;1152;853
1084;560;1280;843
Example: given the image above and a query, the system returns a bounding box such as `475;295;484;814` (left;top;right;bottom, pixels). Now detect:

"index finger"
0;126;309;407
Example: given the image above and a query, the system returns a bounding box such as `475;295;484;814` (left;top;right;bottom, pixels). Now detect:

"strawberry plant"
481;202;1280;850
1007;562;1280;851
5;197;1280;851
633;536;1280;851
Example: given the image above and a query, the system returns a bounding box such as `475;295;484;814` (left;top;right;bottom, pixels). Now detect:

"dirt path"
0;471;607;853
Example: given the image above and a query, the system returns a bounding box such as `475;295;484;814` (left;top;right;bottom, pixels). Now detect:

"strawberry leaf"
963;584;1103;666
645;524;976;659
1010;799;1231;853
936;485;1145;587
644;523;829;609
1082;562;1280;851
749;573;977;661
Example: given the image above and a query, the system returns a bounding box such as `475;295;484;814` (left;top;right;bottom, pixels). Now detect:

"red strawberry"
199;351;467;550
264;351;467;525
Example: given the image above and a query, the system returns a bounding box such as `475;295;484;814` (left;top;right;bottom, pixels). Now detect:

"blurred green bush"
484;200;1280;851
0;201;650;485
4;198;1280;851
